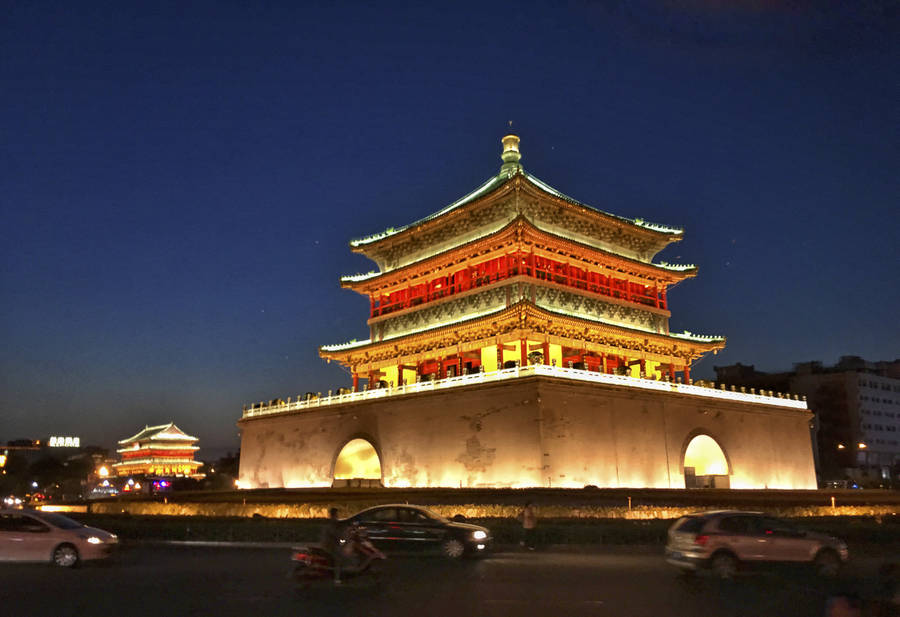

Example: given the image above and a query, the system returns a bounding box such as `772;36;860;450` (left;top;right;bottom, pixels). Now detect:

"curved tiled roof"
349;169;682;249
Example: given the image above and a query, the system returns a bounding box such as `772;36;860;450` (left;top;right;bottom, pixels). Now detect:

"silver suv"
665;510;848;579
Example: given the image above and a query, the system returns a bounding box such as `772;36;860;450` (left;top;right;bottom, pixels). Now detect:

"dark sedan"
343;504;491;559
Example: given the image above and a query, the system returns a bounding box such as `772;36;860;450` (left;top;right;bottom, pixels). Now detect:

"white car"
0;509;119;567
665;510;848;579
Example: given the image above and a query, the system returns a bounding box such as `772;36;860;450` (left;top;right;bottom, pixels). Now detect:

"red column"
639;359;646;378
668;364;675;382
352;373;359;392
397;363;403;386
520;339;527;366
684;365;691;384
543;341;550;365
661;289;668;310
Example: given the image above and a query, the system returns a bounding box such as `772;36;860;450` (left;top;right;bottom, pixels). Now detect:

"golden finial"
500;133;521;174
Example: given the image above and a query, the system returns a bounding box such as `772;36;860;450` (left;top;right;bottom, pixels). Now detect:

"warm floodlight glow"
858;443;867;449
97;466;109;477
684;435;728;476
837;444;846;449
333;439;381;480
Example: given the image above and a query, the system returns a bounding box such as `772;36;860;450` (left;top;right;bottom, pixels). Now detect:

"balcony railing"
241;364;807;419
371;254;666;319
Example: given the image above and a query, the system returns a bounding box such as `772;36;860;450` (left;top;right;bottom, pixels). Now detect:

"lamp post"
836;442;869;487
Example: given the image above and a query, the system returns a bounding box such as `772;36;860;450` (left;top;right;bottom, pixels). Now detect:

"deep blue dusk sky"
2;2;898;455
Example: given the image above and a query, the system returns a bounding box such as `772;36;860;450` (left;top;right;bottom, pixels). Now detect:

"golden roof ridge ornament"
500;134;522;176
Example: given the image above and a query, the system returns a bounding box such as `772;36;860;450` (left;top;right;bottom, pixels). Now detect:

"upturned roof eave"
339;216;697;294
348;173;511;252
348;168;684;255
117;422;197;445
319;300;724;360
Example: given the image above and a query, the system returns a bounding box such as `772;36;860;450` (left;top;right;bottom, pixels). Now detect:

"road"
0;545;891;617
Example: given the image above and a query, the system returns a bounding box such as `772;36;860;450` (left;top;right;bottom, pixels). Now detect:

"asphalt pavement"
0;544;893;617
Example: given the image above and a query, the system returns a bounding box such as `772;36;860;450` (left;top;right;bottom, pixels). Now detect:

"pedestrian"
320;507;345;584
519;501;537;550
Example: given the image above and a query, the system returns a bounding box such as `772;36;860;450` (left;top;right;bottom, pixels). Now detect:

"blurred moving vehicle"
0;509;118;567
665;510;848;579
291;524;386;586
342;504;491;559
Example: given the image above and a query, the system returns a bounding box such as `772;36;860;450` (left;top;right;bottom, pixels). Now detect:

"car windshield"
32;511;83;530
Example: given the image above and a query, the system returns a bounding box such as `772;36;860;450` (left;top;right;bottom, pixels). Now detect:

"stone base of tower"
237;375;817;490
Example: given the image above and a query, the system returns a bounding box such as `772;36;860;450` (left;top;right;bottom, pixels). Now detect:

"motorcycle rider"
344;522;385;573
320;507;345;584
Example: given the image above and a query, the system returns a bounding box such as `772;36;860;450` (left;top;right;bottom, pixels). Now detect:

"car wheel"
53;544;79;568
814;549;841;578
710;552;738;580
441;538;465;559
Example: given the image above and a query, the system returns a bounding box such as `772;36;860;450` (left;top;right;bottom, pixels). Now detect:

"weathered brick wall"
238;376;817;490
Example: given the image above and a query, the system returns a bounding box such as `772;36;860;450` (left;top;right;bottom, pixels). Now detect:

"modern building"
716;357;900;486
113;423;202;479
238;135;817;490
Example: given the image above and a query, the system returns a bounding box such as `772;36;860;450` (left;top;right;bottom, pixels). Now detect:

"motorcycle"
291;524;386;587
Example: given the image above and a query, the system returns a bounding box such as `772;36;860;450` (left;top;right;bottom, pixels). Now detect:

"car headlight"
86;536;103;544
472;530;487;540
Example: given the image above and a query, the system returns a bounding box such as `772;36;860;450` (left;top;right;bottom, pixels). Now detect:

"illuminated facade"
114;423;202;478
323;135;723;388
238;136;817;490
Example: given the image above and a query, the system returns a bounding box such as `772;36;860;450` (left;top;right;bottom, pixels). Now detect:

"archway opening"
333;439;382;487
684;434;730;489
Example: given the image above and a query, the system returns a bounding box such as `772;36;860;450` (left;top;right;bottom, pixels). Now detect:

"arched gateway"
683;434;731;489
332;438;382;487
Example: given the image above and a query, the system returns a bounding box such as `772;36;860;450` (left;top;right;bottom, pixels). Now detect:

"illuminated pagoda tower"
238;135;816;490
114;423;202;478
321;135;723;389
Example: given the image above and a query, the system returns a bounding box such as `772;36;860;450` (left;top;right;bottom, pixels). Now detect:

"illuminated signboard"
48;436;80;448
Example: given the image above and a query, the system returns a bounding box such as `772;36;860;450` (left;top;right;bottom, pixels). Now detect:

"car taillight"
292;552;308;561
694;534;709;546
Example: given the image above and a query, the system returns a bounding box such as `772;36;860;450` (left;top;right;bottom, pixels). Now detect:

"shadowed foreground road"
0;545;890;617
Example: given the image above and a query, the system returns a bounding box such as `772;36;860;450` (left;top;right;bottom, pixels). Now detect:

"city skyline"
2;3;897;452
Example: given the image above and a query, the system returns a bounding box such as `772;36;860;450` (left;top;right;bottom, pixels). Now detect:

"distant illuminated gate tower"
237;136;817;490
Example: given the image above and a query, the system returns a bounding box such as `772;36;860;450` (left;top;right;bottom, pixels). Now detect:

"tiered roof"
118;422;198;445
321;135;724;365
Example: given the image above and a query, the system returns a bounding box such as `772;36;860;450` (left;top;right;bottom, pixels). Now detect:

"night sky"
2;2;898;456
